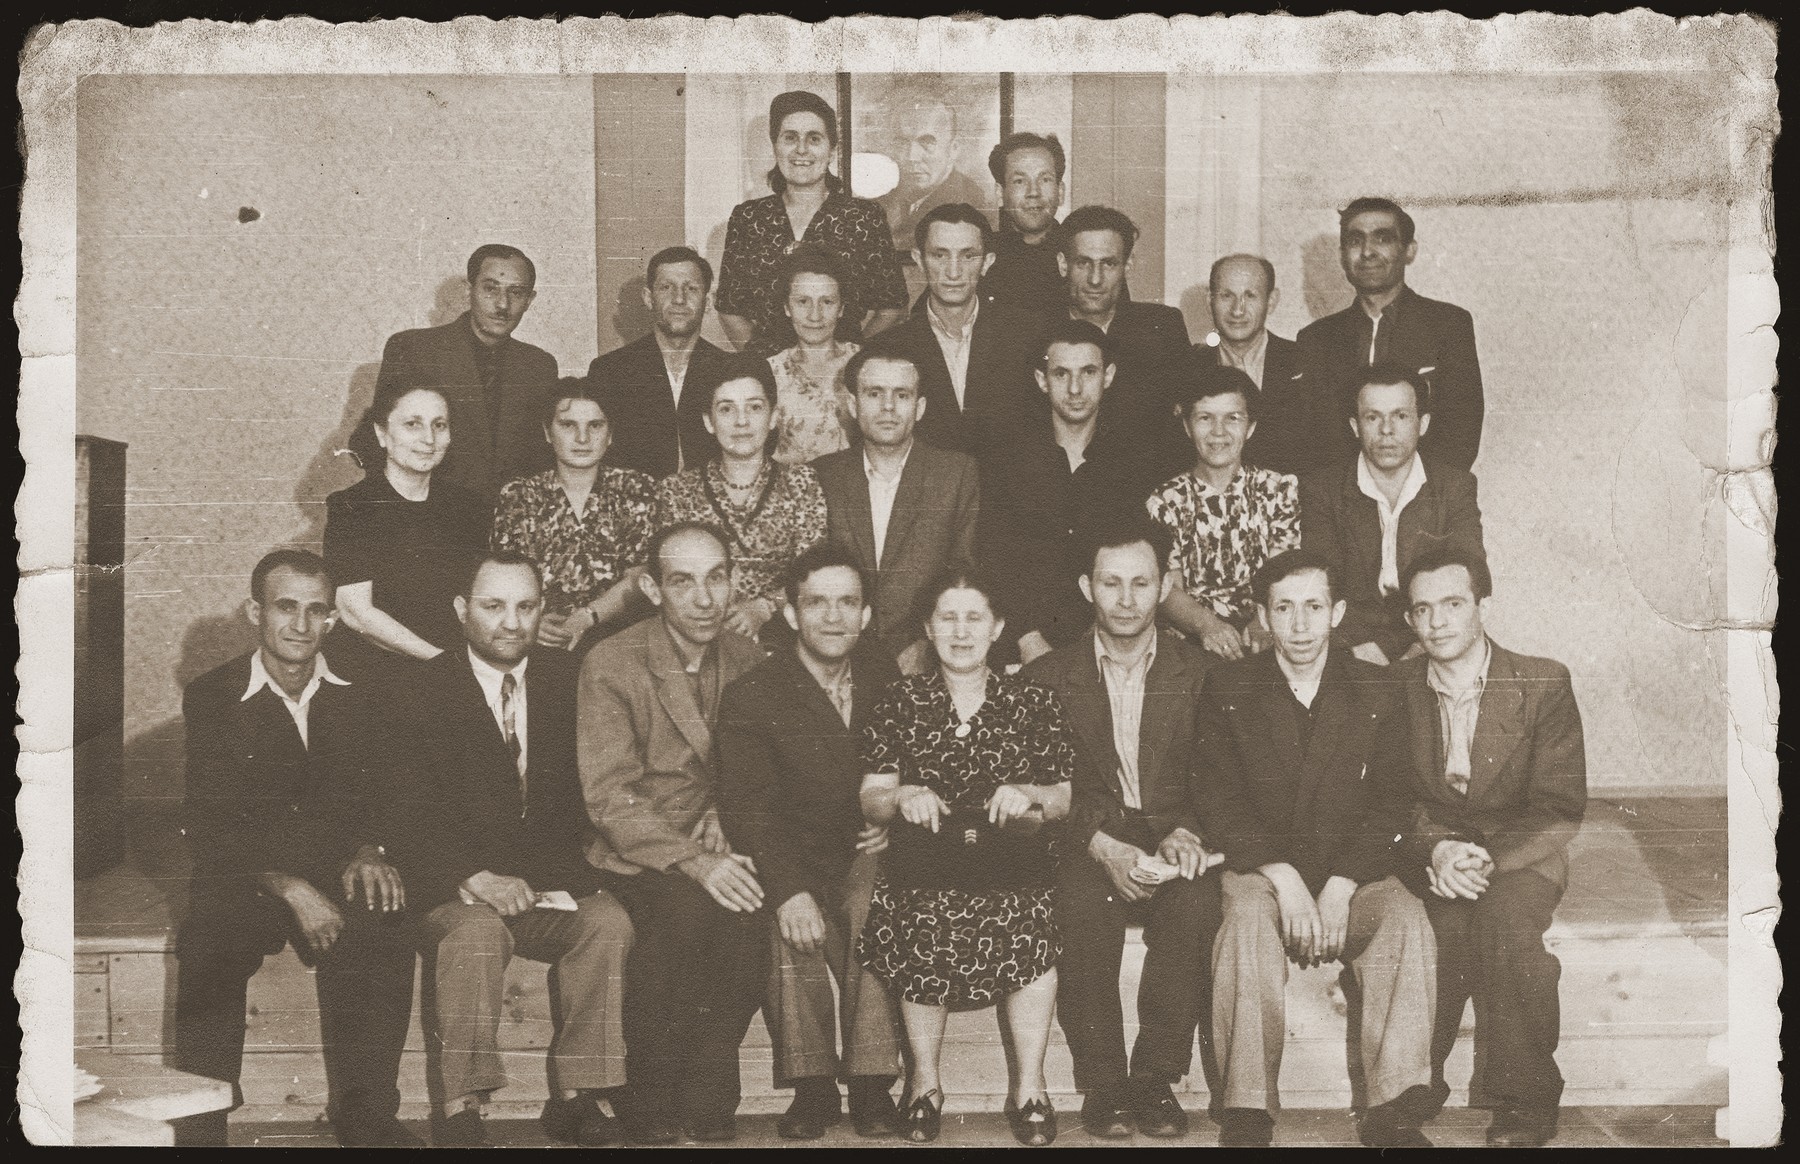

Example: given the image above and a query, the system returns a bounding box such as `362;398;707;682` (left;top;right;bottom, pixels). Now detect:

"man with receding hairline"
878;98;987;252
375;243;560;497
1198;253;1306;474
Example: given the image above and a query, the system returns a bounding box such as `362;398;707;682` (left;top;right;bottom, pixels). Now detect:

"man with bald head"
1198;254;1305;475
878;98;987;252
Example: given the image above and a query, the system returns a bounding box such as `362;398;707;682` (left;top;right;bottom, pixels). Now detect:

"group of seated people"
171;89;1585;1151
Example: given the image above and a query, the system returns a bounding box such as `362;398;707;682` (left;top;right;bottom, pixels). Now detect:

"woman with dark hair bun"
714;89;908;355
855;570;1075;1146
323;380;486;680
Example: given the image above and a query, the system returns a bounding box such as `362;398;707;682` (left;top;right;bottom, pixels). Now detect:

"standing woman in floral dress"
714;89;908;355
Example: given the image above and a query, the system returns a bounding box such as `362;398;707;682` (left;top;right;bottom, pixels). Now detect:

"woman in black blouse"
323;380;486;680
856;571;1075;1146
714;89;908;355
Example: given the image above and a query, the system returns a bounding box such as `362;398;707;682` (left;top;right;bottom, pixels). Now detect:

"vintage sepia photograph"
16;13;1778;1150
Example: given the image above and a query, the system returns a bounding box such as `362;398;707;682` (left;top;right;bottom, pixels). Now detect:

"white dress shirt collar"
864;445;913;566
241;651;348;749
1356;452;1428;595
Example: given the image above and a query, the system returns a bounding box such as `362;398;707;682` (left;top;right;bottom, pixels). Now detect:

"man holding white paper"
1197;548;1437;1148
1023;519;1224;1140
391;551;635;1148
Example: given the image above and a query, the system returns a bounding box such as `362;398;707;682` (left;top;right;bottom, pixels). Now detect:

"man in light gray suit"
811;350;980;674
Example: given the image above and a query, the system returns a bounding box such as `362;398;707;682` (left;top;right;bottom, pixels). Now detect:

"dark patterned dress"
714;191;909;354
652;459;827;609
856;671;1076;1008
1145;465;1302;625
490;467;657;613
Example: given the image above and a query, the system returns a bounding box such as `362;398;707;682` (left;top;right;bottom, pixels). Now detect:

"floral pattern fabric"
768;342;859;465
652;459;827;607
1146;466;1302;625
714;192;908;352
491;467;657;612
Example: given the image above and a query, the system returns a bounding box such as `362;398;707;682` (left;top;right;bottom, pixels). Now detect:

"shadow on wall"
1177;282;1215;344
613;276;652;347
1300;232;1353;323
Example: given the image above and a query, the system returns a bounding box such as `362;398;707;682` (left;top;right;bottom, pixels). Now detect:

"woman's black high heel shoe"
1005;1095;1058;1146
901;1088;943;1143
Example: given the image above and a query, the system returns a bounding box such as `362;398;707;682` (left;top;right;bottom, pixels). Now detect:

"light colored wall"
1164;71;1741;791
77;74;598;805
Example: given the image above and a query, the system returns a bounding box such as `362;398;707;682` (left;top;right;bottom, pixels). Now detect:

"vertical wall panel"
1070;74;1168;303
594;74;688;354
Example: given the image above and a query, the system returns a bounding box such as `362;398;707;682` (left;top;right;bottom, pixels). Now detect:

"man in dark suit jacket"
1057;204;1195;499
375;244;559;498
1199;549;1437;1149
1196;253;1307;475
813;349;980;672
396;552;634;1148
577;523;771;1143
863;202;1047;461
1295;198;1484;474
172;550;415;1148
715;545;904;1140
1394;546;1588;1149
586;246;730;480
1301;366;1485;666
1023;521;1222;1141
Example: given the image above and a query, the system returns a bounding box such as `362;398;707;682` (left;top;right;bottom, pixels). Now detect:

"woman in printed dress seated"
856;570;1075;1146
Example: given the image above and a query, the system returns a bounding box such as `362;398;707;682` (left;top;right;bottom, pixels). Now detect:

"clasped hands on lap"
1258;863;1358;969
1428;839;1494;901
1088;827;1219;904
261;843;406;956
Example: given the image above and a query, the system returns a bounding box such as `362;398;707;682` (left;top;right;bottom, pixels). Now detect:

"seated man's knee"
572;892;635;952
434;904;512;958
1220;871;1280;927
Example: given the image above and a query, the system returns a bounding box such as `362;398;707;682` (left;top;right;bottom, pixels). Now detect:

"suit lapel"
1465;646;1526;804
1134;646;1186;799
1298;657;1353;818
1255;658;1305;808
881;445;931;568
1067;645;1124;801
833;455;880;573
1405;673;1444;803
649;626;714;761
452;658;519;801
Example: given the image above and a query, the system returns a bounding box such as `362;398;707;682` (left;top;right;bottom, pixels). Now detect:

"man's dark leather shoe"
434;1107;487;1148
336;1116;422;1148
1130;1077;1189;1138
1080;1091;1135;1138
541;1093;621;1146
1218;1107;1274;1147
777;1081;842;1140
1358;1084;1435;1148
1487;1107;1558;1148
685;1112;738;1142
848;1079;902;1137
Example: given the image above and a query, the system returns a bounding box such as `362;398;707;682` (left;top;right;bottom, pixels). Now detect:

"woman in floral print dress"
653;354;827;644
490;379;656;654
856;570;1075;1146
766;246;860;465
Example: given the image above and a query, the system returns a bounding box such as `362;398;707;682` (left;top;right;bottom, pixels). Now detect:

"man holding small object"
1395;546;1587;1148
1025;520;1226;1140
393;552;635;1148
1198;549;1437;1148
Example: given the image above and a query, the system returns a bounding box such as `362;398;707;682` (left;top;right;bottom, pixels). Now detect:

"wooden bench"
74;798;1727;1123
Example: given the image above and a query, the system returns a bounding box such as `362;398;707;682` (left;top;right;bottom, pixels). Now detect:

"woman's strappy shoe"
901;1088;943;1143
1005;1095;1058;1146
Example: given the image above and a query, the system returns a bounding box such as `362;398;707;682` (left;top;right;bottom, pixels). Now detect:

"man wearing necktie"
716;544;906;1140
1392;545;1588;1149
1295;199;1485;475
394;551;634;1148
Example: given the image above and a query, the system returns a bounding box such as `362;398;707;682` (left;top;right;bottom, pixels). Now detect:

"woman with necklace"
652;355;827;643
856;571;1075;1147
323;380;487;681
714;89;908;356
491;380;657;655
767;246;860;465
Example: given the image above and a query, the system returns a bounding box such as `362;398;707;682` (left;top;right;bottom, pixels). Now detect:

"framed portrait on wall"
847;73;1007;255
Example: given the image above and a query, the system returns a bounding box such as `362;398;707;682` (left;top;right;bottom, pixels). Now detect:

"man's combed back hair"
645;520;734;584
783;541;869;609
466;243;536;289
1338;197;1416;247
1059;205;1140;261
251;548;333;604
1251;547;1339;608
1344;363;1432;419
646;245;714;293
459;549;543;599
987;131;1067;185
1401;543;1493;603
842;346;920;395
913;202;994;256
1084;516;1171;579
1039;317;1112;366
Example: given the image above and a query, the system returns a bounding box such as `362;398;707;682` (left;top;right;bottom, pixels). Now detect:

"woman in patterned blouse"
767;246;860;465
714;89;908;355
856;570;1074;1147
1146;365;1301;660
491;380;657;652
653;354;827;642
